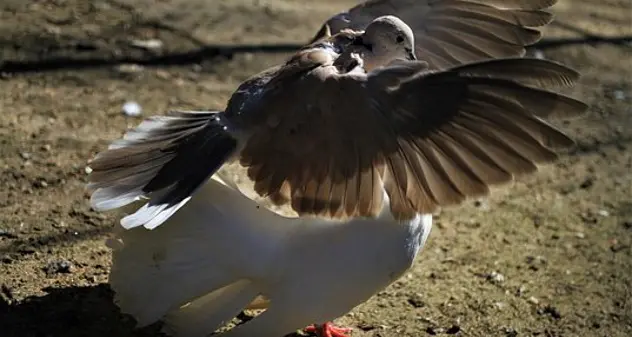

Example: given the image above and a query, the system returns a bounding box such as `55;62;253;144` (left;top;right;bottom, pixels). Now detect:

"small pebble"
538;304;562;319
122;101;142;117
43;260;73;275
116;63;144;74
532;215;543;228
473;199;489;210
503;327;519;337
129;38;164;51
580;212;599;225
575;232;585;239
356;323;380;331
446;325;461;334
174;78;186;87
52;220;66;229
192;64;203;72
84;166;93;174
579;177;594;189
487;271;505;284
528;296;540;305
407;293;425;308
426;326;444;335
597;210;610;217
613;90;626;100
155;70;171;80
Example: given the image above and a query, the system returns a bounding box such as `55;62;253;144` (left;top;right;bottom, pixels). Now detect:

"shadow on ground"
0;285;163;337
0;285;304;337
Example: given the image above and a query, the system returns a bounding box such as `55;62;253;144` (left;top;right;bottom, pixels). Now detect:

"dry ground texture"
0;0;631;336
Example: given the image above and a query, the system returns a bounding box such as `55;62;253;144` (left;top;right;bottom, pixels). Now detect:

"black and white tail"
87;110;239;229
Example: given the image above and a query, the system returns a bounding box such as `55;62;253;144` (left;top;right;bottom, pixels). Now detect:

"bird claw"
304;322;353;337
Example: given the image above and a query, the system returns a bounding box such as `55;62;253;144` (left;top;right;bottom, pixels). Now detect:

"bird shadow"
0;284;164;337
0;284;310;337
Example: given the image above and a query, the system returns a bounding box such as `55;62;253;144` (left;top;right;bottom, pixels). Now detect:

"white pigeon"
87;1;587;337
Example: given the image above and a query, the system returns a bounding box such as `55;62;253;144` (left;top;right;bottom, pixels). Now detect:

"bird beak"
406;48;416;61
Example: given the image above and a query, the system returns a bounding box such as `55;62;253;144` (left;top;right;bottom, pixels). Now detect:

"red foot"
304;322;353;337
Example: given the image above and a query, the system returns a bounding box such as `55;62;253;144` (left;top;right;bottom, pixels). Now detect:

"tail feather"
162;280;260;337
105;179;284;333
107;219;241;327
88;110;239;229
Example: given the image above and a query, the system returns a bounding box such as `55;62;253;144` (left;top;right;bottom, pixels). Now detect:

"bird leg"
304;322;353;337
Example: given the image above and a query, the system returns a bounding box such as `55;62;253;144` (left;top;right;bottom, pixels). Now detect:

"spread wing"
311;0;558;70
237;57;587;220
86;50;339;229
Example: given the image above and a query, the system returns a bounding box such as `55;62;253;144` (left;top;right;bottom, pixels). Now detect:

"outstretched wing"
86;50;338;229
311;0;558;70
237;57;587;220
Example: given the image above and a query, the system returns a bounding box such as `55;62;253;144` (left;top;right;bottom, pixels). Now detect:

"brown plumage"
87;1;587;229
234;56;586;221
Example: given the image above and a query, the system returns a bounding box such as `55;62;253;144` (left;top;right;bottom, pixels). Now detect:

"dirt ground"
0;0;630;336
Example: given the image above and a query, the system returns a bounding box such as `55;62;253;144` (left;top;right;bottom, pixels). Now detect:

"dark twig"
0;43;302;74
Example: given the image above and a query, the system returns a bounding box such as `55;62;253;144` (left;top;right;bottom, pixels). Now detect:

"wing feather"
435;124;513;184
238;57;587;219
87;111;239;229
425;133;491;197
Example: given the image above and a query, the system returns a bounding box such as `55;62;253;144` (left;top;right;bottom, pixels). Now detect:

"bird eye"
396;35;404;43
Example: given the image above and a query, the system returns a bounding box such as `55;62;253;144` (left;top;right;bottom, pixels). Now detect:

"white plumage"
107;174;432;336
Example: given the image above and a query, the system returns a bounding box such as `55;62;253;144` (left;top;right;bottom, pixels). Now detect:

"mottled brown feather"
235;54;587;220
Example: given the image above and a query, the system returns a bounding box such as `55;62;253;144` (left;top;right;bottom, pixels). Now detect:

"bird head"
351;15;416;71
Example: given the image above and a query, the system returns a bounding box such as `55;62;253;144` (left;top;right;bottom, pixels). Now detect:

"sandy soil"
0;0;631;336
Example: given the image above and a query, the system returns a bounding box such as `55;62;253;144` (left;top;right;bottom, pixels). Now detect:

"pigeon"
87;1;587;337
104;174;433;337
